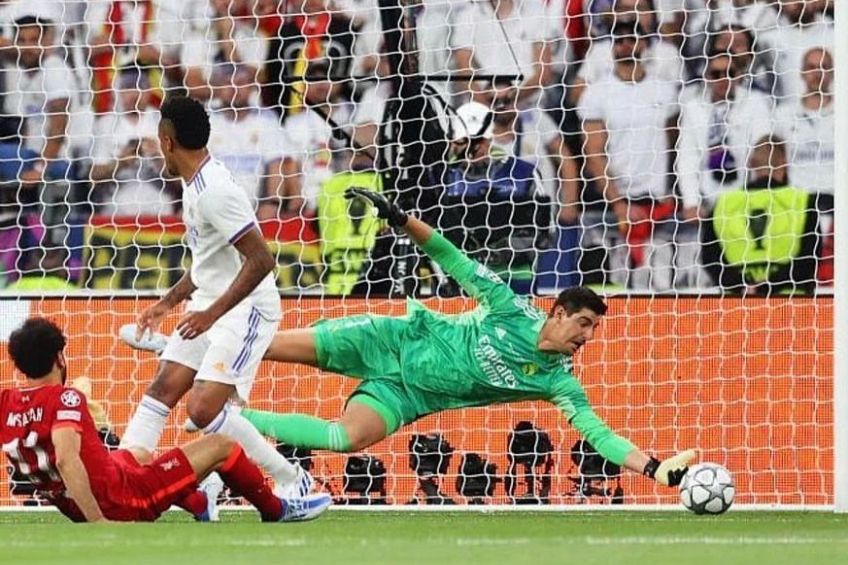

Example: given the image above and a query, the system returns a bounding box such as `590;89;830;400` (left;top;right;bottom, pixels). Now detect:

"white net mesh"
0;0;836;508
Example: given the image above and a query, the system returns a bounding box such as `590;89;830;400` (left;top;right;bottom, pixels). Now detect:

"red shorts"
100;448;199;521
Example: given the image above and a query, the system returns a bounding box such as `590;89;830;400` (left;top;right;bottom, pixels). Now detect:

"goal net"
0;0;837;508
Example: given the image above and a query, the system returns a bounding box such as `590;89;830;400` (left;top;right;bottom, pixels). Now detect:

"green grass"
1;510;847;565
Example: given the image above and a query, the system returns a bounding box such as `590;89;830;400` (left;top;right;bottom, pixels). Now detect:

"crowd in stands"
0;0;835;295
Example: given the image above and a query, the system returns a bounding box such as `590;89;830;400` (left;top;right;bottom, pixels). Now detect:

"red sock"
219;445;283;521
175;490;208;518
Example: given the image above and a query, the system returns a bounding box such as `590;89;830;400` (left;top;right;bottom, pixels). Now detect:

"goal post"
832;0;847;515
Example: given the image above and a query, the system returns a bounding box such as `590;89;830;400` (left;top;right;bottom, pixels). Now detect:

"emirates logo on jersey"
60;390;82;408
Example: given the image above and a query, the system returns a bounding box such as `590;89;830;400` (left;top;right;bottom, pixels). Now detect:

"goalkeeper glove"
643;449;697;487
344;188;408;228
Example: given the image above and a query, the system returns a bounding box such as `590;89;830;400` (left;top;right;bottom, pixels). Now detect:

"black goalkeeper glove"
643;449;697;487
344;188;409;228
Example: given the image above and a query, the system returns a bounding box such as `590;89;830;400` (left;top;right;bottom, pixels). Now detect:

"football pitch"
1;510;847;565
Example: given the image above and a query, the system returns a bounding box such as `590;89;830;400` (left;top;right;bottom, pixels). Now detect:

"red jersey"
0;384;120;519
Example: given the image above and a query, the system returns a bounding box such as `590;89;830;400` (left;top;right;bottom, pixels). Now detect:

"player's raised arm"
345;189;517;312
52;426;108;522
552;384;697;487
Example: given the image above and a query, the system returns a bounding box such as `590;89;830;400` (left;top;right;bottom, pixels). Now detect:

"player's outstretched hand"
645;449;698;487
344;188;408;228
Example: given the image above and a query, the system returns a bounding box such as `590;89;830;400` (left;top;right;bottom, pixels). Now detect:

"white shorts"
160;305;278;401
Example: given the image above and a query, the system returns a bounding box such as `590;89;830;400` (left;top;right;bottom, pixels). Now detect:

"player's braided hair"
8;318;66;379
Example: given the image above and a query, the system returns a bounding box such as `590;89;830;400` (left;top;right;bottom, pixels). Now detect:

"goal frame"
833;0;848;515
0;2;843;514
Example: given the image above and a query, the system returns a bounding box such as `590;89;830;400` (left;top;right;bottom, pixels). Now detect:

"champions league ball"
679;463;735;515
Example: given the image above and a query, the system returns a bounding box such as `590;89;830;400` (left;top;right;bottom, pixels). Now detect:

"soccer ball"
679;463;735;515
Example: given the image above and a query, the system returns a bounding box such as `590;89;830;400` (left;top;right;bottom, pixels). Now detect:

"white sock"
200;408;298;486
120;395;170;451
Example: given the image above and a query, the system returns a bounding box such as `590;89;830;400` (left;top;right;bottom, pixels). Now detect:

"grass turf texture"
1;510;847;565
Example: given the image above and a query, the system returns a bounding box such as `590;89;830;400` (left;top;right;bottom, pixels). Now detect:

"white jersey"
181;156;280;319
4;54;93;159
578;76;679;200
775;101;834;195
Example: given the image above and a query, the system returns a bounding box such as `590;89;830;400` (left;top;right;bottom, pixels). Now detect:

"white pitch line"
584;536;848;546
455;538;533;547
0;539;308;549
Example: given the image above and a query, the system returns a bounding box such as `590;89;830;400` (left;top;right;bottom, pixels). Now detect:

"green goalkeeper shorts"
313;314;420;431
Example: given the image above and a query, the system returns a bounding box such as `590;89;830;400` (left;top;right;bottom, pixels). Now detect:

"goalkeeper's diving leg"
243;321;407;452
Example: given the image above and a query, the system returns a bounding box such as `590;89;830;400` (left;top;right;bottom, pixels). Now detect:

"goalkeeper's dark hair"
8;318;67;379
159;95;210;150
551;287;608;317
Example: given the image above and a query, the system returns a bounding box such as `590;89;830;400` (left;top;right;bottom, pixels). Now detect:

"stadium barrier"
83;216;322;292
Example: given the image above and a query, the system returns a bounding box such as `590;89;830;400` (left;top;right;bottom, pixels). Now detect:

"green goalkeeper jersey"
392;232;636;465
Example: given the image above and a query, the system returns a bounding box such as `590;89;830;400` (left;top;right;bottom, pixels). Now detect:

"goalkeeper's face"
541;307;601;356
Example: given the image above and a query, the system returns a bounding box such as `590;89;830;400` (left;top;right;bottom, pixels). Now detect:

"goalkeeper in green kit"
237;189;698;487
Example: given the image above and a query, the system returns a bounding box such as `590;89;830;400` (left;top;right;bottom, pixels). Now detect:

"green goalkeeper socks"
241;409;352;452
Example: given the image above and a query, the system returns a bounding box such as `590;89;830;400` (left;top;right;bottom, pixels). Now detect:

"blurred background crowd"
0;0;835;295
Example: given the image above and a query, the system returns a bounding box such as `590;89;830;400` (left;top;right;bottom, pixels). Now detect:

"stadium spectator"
676;52;772;220
702;135;818;295
762;0;833;103
85;0;169;113
570;0;683;105
775;46;833;204
252;0;285;36
282;59;355;213
409;0;466;97
348;0;461;98
0;1;87;51
578;19;680;290
4;15;94;197
471;81;579;225
351;47;390;116
582;0;666;40
263;0;355;120
679;0;779;78
349;48;392;154
451;0;555;104
207;64;297;218
700;24;772;98
334;0;382;79
431;101;551;294
89;67;171;217
87;0;261;104
180;0;271;101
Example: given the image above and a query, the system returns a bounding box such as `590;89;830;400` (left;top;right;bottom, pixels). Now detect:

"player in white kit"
120;96;330;521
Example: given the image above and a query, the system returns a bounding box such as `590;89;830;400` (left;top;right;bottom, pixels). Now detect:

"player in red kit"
1;318;327;522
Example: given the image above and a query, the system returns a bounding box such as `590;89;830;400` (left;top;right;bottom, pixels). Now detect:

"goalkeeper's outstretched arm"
567;404;697;487
345;189;517;312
